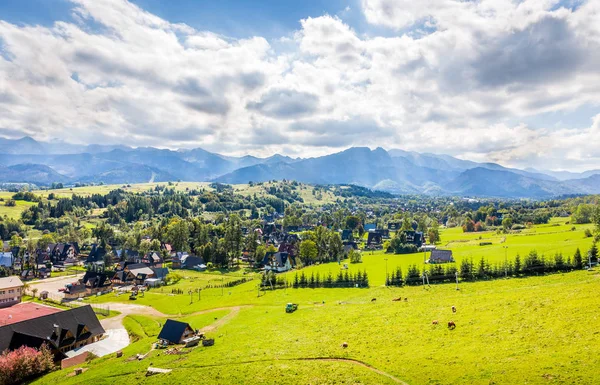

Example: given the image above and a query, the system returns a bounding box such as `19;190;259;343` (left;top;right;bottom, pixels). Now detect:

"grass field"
0;195;37;219
33;270;600;385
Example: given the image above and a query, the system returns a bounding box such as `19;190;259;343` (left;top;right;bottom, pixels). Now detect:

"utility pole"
222;277;224;296
503;246;508;278
455;271;459;290
385;258;388;286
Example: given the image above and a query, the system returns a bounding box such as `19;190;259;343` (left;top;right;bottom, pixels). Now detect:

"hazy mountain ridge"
0;136;599;197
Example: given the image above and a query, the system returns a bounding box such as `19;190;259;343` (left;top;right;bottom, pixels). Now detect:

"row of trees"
386;247;595;286
261;269;370;289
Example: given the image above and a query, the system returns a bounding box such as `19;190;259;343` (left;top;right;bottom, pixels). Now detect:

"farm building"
157;319;195;345
428;250;454;264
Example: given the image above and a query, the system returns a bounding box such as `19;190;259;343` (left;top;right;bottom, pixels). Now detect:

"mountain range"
0;136;599;198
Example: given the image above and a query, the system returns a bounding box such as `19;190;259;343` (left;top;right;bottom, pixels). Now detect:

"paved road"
28;273;85;299
65;328;129;358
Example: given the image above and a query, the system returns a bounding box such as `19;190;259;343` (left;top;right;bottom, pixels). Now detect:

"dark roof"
157;319;193;344
151;267;169;280
264;252;292;267
341;229;352;240
82;271;112;289
86;244;107;263
0;306;104;357
181;256;205;269
429;249;454;263
115;249;139;259
367;232;383;245
388;222;400;230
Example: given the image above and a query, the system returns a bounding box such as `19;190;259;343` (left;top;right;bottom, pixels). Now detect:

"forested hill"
0;137;599;198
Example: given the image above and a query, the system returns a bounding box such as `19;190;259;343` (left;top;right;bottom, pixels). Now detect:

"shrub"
479;242;492;246
349;250;362;264
165;272;182;285
4;199;16;207
0;345;54;385
584;229;593;238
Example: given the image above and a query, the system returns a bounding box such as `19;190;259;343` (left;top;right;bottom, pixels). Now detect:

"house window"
8;289;14;294
0;290;4;295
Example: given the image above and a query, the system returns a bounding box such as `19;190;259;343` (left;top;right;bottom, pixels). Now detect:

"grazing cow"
342;342;348;348
392;297;402;302
432;320;439;325
371;298;377;302
451;306;456;313
448;321;456;330
404;298;408;302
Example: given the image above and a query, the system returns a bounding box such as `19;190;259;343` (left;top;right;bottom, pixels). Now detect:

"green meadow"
34;270;600;385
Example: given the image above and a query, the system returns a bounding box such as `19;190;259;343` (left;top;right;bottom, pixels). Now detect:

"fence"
24;289;111;317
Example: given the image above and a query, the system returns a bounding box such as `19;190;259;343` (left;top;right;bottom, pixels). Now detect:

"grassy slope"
34;270;600;385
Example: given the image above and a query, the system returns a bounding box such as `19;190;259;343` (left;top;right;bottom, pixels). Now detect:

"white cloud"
0;0;598;170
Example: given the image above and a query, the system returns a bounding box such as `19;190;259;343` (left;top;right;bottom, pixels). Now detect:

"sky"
0;0;599;171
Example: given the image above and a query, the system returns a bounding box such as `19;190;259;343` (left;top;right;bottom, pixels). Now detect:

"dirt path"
301;358;408;385
100;303;247;330
199;306;242;332
182;357;408;384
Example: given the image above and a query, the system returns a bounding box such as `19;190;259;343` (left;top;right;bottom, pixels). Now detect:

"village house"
139;251;164;267
113;248;140;262
112;262;167;286
388;222;401;231
85;244;107;271
172;252;205;270
0;305;104;360
263;251;295;273
367;231;383;246
48;243;80;266
0;276;24;308
428;249;454;264
404;231;424;248
0;251;13;269
157;319;195;345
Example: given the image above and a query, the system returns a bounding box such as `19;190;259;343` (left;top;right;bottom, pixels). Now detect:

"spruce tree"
573;248;583;269
589;243;598;265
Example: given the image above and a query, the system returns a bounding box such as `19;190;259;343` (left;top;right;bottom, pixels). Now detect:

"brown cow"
452;306;457;313
448;321;456;330
392;297;402;302
432;320;439;325
371;298;377;302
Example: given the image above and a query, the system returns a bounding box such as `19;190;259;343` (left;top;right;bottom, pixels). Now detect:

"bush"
584;229;593;238
4;199;16;207
349;250;362;264
479;242;492;246
165;272;182;285
0;345;54;385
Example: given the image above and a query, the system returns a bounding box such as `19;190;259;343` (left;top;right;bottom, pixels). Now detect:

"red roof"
0;302;62;326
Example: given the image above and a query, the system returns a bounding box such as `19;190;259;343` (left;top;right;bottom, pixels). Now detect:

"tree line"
386;247;596;286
